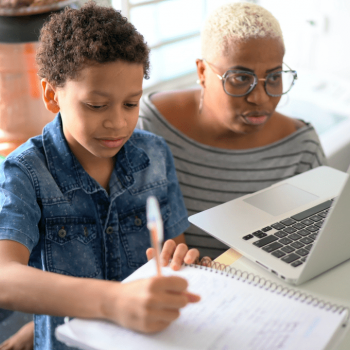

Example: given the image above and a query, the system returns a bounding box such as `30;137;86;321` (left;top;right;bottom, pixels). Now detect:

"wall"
259;0;350;80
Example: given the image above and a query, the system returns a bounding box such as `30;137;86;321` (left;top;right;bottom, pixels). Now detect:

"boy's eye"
124;103;138;108
86;104;106;109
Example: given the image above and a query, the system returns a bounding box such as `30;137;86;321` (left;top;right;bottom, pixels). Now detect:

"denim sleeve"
0;159;41;252
161;139;190;240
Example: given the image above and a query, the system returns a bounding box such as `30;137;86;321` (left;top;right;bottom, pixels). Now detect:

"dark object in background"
0;9;61;42
0;0;76;43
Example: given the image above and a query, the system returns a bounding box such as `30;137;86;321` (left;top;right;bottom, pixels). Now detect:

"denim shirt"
0;114;189;349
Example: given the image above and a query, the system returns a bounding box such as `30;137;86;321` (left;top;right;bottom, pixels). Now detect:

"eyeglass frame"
202;59;298;98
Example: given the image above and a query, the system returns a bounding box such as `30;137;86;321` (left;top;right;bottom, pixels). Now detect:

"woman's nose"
246;80;270;105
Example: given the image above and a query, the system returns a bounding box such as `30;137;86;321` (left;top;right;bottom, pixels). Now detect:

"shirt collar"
42;114;150;195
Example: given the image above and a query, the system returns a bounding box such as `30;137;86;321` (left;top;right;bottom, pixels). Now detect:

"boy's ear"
41;79;60;113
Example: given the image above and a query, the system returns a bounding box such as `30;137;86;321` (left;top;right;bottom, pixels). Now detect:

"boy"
0;3;201;349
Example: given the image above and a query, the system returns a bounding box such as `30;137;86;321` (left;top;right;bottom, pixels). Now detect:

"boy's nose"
103;113;128;130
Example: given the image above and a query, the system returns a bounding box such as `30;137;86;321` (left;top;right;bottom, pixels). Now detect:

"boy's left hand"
146;240;211;271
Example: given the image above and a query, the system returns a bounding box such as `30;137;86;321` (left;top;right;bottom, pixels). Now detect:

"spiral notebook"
56;260;349;350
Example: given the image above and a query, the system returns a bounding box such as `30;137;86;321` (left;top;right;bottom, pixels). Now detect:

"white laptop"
189;166;350;285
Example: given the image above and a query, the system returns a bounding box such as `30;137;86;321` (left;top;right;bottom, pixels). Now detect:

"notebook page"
56;261;348;350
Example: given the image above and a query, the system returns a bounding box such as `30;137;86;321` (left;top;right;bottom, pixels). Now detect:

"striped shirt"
138;93;327;259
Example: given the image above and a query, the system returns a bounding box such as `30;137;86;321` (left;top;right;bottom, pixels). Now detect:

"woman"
138;2;326;259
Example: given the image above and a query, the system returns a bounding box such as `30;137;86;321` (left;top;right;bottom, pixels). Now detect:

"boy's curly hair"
36;2;150;87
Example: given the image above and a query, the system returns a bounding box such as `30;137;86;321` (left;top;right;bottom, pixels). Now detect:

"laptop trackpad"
244;183;319;216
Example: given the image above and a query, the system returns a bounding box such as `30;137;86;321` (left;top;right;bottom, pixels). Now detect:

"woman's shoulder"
270;111;308;139
269;112;322;149
147;89;198;124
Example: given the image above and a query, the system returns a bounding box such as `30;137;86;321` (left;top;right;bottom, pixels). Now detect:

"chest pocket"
45;217;101;278
119;202;170;268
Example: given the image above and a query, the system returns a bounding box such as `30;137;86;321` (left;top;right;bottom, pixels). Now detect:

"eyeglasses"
203;59;297;98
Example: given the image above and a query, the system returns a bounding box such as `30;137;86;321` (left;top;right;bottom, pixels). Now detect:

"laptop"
188;166;350;285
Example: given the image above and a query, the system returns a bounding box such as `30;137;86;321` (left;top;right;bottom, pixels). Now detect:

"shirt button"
58;228;67;238
134;217;142;226
106;226;113;234
84;227;89;237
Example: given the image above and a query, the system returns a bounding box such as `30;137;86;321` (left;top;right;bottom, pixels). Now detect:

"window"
112;0;248;92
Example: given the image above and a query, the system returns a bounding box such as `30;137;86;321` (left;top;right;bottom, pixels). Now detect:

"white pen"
146;196;164;276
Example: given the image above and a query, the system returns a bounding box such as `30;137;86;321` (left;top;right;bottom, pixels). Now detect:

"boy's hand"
146;239;212;271
105;276;200;333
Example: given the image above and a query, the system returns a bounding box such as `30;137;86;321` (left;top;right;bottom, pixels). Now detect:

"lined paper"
56;260;348;350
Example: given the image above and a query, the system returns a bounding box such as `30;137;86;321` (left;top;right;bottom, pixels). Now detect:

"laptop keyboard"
242;199;334;268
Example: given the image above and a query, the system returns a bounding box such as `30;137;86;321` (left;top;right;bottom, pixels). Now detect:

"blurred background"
1;0;350;343
110;0;350;171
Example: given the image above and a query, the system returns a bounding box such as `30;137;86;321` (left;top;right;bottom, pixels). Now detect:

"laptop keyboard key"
281;246;295;253
271;223;285;230
291;200;332;221
243;234;254;240
281;253;300;263
309;233;318;240
262;242;283;252
262;226;272;232
275;231;288;238
283;227;297;234
252;231;267;238
300;237;313;244
291;241;304;249
305;244;313;251
296;248;309;256
280;218;296;226
306;225;318;232
318;211;328;218
289;233;302;241
291;260;303;267
314;221;324;228
271;250;286;258
310;215;322;222
253;235;278;247
301;219;313;226
292;223;306;230
297;229;310;237
279;237;293;245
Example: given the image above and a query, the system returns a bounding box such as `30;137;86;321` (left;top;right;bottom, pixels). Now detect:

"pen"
146;196;163;276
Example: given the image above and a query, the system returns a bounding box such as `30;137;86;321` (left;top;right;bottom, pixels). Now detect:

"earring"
197;79;205;114
198;86;204;114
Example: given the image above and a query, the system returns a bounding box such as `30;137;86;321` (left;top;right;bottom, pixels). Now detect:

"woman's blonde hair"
201;2;284;61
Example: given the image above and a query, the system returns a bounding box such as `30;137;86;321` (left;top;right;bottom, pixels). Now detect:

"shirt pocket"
45;217;101;278
119;202;170;267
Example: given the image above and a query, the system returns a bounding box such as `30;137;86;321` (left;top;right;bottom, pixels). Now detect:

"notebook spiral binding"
187;261;349;319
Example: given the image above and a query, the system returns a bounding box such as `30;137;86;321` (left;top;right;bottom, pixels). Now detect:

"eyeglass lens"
224;71;295;97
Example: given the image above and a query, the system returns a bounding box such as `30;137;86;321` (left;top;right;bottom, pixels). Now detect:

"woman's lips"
98;138;124;148
243;115;269;125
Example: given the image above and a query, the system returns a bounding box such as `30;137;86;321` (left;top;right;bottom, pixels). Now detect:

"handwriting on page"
67;266;345;350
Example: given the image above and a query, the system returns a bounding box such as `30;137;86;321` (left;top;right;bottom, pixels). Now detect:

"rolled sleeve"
0;159;41;252
161;139;190;240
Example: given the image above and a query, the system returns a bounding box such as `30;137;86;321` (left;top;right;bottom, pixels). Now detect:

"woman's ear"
41;79;60;114
195;59;206;88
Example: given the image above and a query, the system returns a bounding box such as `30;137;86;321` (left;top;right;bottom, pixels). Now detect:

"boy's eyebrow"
89;90;143;98
128;90;143;97
89;90;110;97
